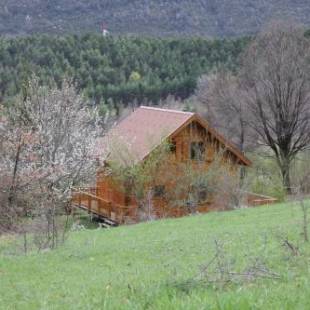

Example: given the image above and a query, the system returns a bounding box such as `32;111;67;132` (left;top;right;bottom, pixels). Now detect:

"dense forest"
0;34;249;110
1;0;310;37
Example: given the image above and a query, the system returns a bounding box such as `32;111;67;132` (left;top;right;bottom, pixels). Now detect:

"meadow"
1;202;310;309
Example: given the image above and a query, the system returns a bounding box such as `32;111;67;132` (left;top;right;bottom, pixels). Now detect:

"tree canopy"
0;34;249;110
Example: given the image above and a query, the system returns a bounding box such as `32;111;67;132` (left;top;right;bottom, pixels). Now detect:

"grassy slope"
1;203;310;309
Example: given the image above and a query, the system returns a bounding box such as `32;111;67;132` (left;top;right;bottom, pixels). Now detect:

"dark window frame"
190;141;205;161
198;187;208;203
153;185;166;198
169;141;176;153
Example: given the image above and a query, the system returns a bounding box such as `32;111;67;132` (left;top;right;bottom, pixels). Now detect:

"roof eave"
170;114;252;167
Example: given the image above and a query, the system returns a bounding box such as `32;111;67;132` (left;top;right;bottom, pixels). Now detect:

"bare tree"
197;72;250;153
241;22;310;193
0;77;104;247
199;22;310;193
196;72;254;182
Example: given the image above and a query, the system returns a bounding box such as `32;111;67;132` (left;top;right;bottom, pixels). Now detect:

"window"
153;185;165;198
125;195;131;206
169;141;176;153
190;142;205;161
198;188;208;203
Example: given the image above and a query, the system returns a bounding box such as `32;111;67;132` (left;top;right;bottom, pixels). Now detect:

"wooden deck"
245;192;278;206
71;187;138;226
71;187;278;227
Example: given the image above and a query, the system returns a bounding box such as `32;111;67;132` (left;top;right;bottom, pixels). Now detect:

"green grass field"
1;202;310;310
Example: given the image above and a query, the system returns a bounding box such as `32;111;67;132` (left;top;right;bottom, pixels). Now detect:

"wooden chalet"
72;106;275;226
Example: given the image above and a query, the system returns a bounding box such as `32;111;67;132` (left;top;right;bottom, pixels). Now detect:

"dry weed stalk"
198;240;281;287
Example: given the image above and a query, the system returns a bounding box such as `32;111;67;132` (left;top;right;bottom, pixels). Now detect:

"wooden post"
98;200;102;216
88;195;91;213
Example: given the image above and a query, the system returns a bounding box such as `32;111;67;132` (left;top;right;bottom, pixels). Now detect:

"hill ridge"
1;0;310;37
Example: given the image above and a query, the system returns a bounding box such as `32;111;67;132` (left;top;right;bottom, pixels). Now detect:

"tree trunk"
8;140;22;208
238;120;246;187
239;166;246;187
280;159;292;194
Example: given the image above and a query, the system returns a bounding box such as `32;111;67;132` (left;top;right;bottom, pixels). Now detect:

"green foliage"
2;203;310;309
247;149;310;200
110;140;172;201
129;71;141;82
247;152;287;201
0;34;249;107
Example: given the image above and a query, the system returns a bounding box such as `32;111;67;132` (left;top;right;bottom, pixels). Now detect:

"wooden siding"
72;116;270;225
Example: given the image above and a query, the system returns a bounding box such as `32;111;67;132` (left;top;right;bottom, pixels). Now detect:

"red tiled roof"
97;106;193;164
97;106;251;166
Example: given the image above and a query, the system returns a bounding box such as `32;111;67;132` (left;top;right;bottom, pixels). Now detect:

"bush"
247;152;286;201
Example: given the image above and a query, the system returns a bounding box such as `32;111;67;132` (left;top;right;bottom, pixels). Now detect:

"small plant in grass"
290;167;310;243
294;187;310;243
172;238;282;294
246;152;286;201
199;240;281;288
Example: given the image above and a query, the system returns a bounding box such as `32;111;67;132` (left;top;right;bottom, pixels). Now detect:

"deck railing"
71;187;278;225
71;186;138;224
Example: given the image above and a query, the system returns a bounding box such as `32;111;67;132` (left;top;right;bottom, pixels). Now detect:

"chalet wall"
94;119;242;223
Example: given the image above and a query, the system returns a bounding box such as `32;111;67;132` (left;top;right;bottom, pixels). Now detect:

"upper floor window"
198;186;208;203
153;185;166;198
125;195;131;206
169;141;176;153
190;141;205;161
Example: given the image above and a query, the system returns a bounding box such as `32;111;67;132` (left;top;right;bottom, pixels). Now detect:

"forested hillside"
0;35;248;108
0;0;310;37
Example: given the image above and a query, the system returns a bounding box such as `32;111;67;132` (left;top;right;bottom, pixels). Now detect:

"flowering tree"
0;78;104;248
